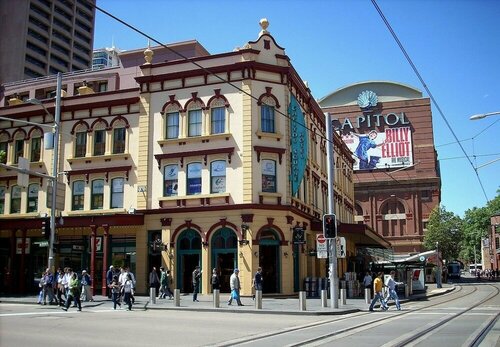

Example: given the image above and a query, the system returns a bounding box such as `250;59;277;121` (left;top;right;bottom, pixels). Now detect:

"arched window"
187;102;202;137
179;229;202;250
93;122;106;156
72;180;85;210
260;96;275;133
210;98;226;134
27;183;39;213
0;132;9;164
30;129;42;162
13;132;26;164
355;204;363;216
187;162;202;195
111;177;124;208
91;179;104;209
210;160;226;193
74;123;88;158
112;119;127;154
381;199;406;237
163;164;178;197
10;185;21;213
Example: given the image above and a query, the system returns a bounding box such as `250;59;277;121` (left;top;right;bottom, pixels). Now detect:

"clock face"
357;90;378;109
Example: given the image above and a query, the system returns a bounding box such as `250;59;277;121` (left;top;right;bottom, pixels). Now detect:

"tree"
461;190;500;262
423;205;463;262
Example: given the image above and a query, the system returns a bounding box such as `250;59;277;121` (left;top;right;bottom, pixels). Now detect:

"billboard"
342;126;413;171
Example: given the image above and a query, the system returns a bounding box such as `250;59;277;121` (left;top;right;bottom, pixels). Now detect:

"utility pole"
325;112;338;309
48;72;62;270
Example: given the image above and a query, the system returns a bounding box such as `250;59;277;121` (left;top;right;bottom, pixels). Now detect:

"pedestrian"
252;267;263;300
80;270;93;302
37;272;44;304
56;268;65;306
165;270;174;299
106;265;114;299
211;268;220;292
126;267;137;304
368;272;388;312
363;271;373;298
227;268;244;306
122;273;134;311
42;268;56;305
159;267;169;299
192;265;201;302
149;266;160;297
62;272;81;312
384;271;402;310
109;275;122;310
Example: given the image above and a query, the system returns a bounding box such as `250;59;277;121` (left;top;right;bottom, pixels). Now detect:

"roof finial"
143;39;154;65
259;18;269;37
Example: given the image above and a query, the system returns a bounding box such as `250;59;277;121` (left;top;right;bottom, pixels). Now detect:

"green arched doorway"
259;229;281;293
211;228;237;292
176;229;202;293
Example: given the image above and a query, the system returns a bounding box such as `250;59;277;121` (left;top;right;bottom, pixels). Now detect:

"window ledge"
67;153;130;164
259;192;283;205
158;192;231;208
66;208;127;216
256;130;283;141
158;133;232;147
0;212;39;218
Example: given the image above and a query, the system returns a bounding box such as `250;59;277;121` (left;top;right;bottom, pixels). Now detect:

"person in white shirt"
384;271;402;310
363;272;373;298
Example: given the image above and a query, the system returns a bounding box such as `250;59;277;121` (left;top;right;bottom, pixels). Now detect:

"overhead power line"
371;0;490;203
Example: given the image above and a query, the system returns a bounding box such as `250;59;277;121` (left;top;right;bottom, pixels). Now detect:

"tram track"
212;283;499;347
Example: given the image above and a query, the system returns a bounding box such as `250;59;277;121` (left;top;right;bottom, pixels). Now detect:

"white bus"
469;264;482;275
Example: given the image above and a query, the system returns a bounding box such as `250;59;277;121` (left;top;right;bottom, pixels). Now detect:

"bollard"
299;291;307;311
174;289;180;307
255;290;262;309
365;288;371;304
321;289;328;308
405;284;409;299
213;289;220;308
150;287;156;304
340;288;346;305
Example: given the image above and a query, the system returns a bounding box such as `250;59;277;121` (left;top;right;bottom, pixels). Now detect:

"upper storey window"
30;129;42;162
211;107;225;135
74;123;88;158
13;132;26;164
0;133;8;164
187;162;202;195
166;111;180;139
188;106;202;137
262;159;277;193
261;99;275;133
112;119;127;154
93;127;106;156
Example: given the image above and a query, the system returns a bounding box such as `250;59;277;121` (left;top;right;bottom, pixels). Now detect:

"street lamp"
28;73;62;270
469;111;500;120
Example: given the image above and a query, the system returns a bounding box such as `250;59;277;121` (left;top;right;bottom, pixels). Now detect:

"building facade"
0;22;362;296
0;0;96;85
320;81;441;255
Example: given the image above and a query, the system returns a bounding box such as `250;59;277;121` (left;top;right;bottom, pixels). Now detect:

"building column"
101;224;110;296
90;224;97;294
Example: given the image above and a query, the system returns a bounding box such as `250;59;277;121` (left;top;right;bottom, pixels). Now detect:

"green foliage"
423;205;463;262
460;191;500;262
0;150;5;163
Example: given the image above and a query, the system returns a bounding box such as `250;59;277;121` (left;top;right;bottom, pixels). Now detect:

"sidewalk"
0;283;455;316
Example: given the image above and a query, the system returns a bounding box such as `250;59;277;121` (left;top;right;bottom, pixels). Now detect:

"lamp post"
27;73;62;270
469;111;500;120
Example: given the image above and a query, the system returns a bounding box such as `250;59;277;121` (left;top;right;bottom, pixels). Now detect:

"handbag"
231;289;239;300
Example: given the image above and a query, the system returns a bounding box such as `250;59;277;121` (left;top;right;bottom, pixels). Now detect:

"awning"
393;250;437;263
338;223;391;249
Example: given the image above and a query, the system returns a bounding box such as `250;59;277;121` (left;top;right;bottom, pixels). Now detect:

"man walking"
369;272;388;311
106;265;114;299
384;271;402;310
228;268;244;306
252;267;263;300
192;265;201;302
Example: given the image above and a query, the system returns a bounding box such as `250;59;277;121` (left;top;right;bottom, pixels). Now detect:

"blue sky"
93;0;500;217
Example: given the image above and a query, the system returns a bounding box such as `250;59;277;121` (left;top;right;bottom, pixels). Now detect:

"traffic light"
323;214;337;239
41;217;50;239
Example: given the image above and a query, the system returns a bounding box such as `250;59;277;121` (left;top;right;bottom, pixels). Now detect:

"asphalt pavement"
0;282;455;316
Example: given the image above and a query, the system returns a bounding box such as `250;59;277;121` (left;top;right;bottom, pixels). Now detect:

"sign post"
316;234;328;259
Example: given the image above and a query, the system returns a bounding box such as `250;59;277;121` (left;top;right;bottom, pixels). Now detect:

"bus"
447;262;461;279
469;263;482;275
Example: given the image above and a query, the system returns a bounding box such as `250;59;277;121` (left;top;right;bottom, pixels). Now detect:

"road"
0;282;498;347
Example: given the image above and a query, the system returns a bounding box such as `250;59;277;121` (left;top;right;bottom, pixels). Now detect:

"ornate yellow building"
0;21;356;295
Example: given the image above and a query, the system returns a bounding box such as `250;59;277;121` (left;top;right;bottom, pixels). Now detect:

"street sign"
292;227;305;245
316;234;328;259
336;237;346;258
17;157;29;187
46;181;65;211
